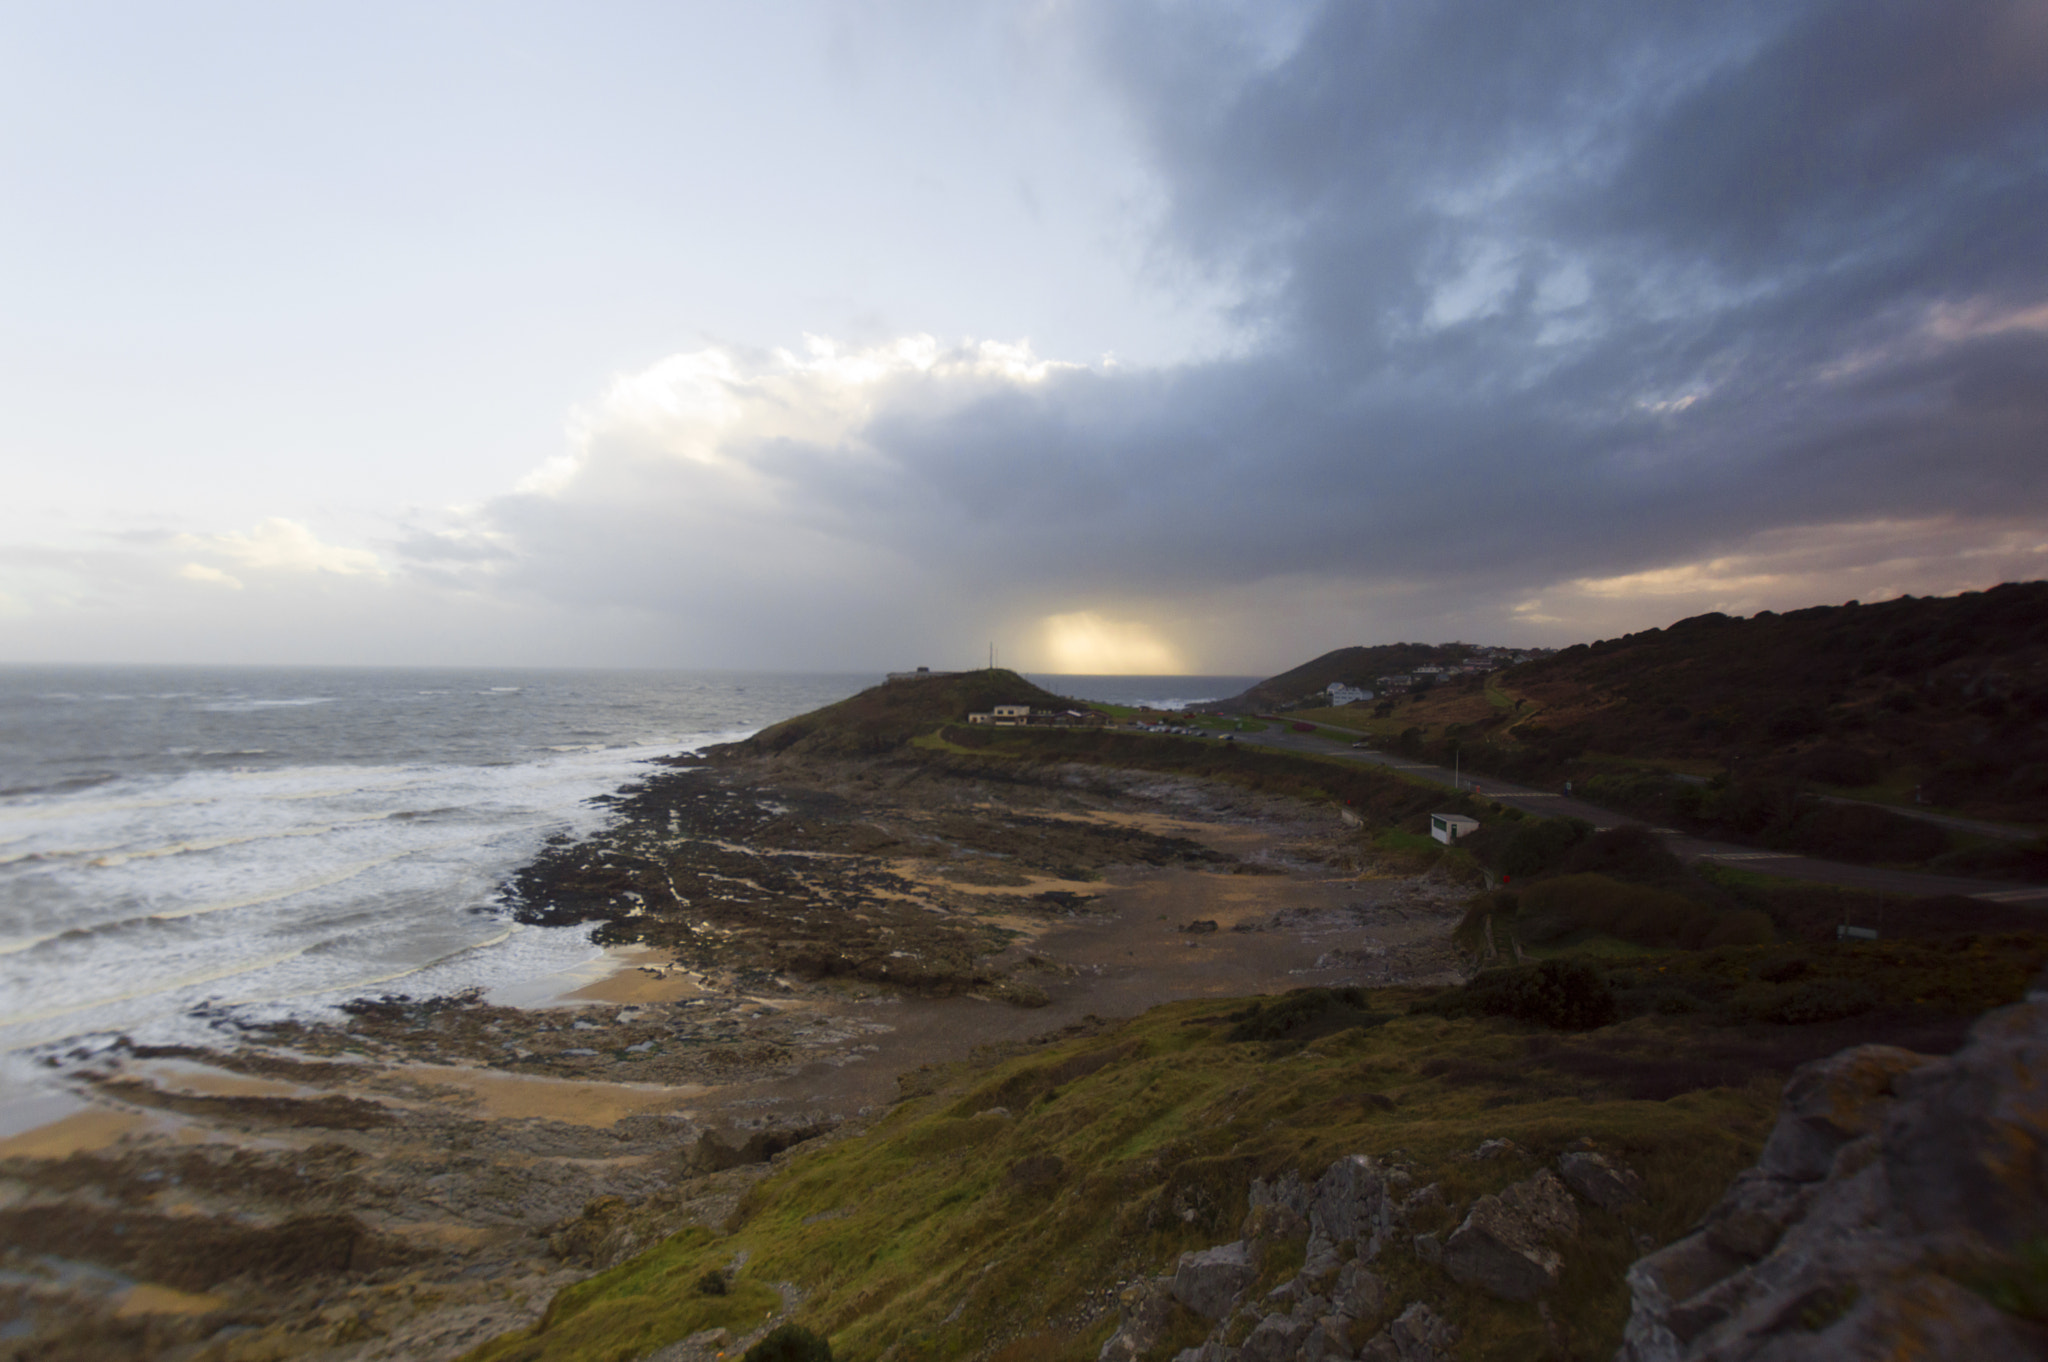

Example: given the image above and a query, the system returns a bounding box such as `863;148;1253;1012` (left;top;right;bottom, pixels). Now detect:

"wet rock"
1172;1242;1258;1321
1557;1149;1644;1211
1440;1169;1579;1301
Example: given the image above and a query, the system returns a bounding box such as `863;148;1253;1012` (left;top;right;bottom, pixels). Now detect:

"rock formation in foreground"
1619;974;2048;1359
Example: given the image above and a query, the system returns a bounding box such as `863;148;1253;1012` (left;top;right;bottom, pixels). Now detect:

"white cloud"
176;518;386;578
177;562;243;590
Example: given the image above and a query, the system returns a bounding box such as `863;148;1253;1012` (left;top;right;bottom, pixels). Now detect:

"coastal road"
1222;725;2048;908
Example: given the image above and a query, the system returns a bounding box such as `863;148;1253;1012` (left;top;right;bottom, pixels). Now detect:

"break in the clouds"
3;0;2045;671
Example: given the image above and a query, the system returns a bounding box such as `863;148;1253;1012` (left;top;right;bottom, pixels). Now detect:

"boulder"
1440;1169;1579;1301
1302;1312;1355;1362
1172;1242;1258;1321
1098;1276;1177;1362
1357;1302;1456;1362
1699;1169;1809;1262
1240;1310;1315;1362
1615;993;2048;1360
1755;1044;1929;1182
1557;1150;1644;1211
1331;1260;1384;1320
1307;1155;1409;1258
1170;1344;1240;1362
1300;1229;1342;1287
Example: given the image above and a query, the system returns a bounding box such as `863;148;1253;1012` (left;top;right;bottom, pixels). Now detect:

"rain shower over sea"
0;664;1253;1121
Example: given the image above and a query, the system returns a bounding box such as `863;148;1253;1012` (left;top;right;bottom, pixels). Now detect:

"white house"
1429;813;1479;844
1325;682;1376;706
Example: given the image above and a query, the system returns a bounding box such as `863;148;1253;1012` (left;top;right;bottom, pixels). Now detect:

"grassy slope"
739;671;1085;759
463;992;1784;1362
462;928;2048;1362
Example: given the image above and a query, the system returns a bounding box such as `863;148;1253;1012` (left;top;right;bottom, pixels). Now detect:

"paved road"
1224;726;2048;907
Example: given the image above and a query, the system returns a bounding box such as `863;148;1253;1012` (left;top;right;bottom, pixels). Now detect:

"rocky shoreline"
1;751;1471;1361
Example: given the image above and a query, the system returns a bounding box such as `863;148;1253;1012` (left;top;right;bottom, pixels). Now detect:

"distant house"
1430;813;1479;844
1325;682;1375;706
966;704;1107;727
887;666;960;683
1379;674;1415;692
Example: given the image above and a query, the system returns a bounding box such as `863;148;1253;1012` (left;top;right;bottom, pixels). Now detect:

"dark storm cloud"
475;0;2046;663
831;0;2048;598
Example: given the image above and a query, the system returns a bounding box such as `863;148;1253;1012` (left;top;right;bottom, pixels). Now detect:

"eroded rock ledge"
1618;974;2048;1359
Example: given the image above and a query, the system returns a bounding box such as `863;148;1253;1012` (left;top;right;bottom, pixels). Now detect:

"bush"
1553;824;1685;884
746;1324;833;1362
1498;817;1591;879
1224;988;1392;1047
1413;959;1619;1031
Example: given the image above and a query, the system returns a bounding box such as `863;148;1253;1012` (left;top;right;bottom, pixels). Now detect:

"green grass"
465;1227;779;1362
461;993;1797;1362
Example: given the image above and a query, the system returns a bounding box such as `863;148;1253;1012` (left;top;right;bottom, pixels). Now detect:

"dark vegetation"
1276;586;2048;861
1498;584;2046;824
1212;642;1483;715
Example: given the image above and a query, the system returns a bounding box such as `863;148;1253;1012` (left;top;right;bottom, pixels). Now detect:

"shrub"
746;1324;833;1362
1413;959;1619;1030
1498;817;1592;879
1553;824;1685;884
1224;988;1392;1047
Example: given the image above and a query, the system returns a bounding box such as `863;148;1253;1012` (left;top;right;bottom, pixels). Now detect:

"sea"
0;665;1255;1131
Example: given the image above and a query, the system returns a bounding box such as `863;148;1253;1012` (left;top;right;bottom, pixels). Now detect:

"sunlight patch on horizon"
1035;611;1186;675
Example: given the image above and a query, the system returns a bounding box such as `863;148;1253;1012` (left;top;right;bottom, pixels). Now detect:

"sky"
3;0;2044;675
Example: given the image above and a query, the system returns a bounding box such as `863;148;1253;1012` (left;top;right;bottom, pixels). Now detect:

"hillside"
461;936;2048;1362
1268;585;2048;837
1501;583;2048;820
736;670;1086;758
1211;644;1481;714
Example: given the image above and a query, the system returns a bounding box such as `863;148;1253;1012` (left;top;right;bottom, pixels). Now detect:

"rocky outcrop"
1441;1168;1580;1301
1616;988;2048;1360
1119;1135;1653;1362
1559;1150;1644;1212
1175;1242;1260;1320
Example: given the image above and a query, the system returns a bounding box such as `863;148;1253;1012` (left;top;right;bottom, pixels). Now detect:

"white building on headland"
1325;682;1376;706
